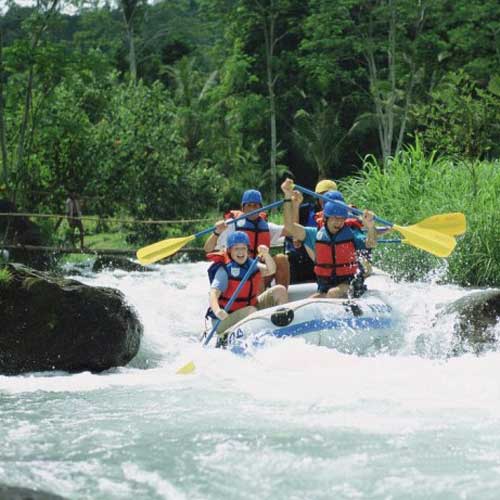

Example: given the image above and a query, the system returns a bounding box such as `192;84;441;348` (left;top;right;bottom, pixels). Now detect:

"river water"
1;261;500;499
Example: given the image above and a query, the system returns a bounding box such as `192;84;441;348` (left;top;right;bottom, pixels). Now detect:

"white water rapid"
1;260;500;499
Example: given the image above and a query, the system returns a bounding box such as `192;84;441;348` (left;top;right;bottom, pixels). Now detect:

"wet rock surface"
444;289;500;353
0;263;143;374
0;484;67;500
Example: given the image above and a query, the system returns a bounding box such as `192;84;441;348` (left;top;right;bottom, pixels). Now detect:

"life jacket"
314;225;358;279
315;210;363;231
225;209;270;257
207;252;261;313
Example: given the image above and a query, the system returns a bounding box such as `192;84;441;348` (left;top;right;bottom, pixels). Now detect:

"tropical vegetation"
0;0;498;285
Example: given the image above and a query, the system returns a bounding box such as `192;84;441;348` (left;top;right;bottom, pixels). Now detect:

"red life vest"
315;210;363;230
314;226;358;279
225;210;271;257
207;252;262;313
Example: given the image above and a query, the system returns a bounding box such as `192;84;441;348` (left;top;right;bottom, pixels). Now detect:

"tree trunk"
365;0;425;165
13;0;60;202
261;0;279;203
0;31;8;189
264;9;277;203
126;26;137;82
120;0;139;83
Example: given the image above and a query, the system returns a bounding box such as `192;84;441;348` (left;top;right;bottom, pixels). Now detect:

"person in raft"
203;189;290;288
207;231;288;339
286;180;344;285
280;178;378;299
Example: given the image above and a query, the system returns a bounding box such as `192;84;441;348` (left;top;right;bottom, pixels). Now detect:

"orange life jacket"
225;210;271;257
314;226;358;279
207;252;261;313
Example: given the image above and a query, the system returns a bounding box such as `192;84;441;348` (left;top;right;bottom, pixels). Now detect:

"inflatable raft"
215;282;397;355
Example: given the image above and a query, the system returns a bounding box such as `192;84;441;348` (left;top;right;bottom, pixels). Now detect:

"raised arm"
362;210;377;249
281;178;306;241
204;219;228;253
257;244;276;277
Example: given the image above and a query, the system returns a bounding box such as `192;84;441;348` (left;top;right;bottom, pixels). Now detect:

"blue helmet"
227;231;250;249
323;201;348;219
241;189;263;206
324;190;345;203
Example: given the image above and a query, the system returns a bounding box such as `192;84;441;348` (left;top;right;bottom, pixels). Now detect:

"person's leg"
325;282;350;298
273;254;290;288
76;220;85;249
271;284;288;305
68;220;76;247
256;285;287;309
215;305;257;334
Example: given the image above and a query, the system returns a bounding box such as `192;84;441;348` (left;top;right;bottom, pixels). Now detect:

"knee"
274;254;288;264
272;284;288;304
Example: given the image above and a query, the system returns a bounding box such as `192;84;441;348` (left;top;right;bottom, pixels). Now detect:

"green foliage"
1;0;500;286
412;71;500;160
340;141;500;286
0;266;12;286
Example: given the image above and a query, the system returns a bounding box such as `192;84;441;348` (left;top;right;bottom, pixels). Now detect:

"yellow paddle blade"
136;235;196;265
413;212;466;237
176;361;196;375
393;224;456;257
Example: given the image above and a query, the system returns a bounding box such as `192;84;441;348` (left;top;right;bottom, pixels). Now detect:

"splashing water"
1;261;500;499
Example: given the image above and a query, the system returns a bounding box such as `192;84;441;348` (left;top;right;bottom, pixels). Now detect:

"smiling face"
229;243;249;265
326;216;345;234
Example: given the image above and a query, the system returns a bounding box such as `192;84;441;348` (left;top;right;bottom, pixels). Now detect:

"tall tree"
0;31;8;189
119;0;145;82
10;0;61;201
362;0;426;164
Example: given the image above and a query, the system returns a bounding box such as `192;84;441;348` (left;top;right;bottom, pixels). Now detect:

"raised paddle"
137;200;284;265
176;256;261;374
294;184;458;258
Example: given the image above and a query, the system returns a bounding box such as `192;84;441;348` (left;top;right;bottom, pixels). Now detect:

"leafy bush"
340;141;500;286
0;266;12;286
412;71;500;160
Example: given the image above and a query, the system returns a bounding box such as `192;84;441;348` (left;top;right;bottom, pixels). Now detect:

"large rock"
443;290;500;353
0;263;142;374
0;484;67;500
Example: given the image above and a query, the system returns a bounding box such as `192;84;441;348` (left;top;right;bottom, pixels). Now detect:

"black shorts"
316;275;353;294
287;250;315;284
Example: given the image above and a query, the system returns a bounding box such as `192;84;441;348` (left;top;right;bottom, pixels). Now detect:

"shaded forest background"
0;0;499;247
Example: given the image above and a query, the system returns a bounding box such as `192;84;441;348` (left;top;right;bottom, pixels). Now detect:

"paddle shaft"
294;185;394;228
194;199;285;240
203;257;260;347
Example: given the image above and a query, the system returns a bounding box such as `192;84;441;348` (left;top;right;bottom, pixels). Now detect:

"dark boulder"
0;484;67;500
442;290;500;353
0;263;142;374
